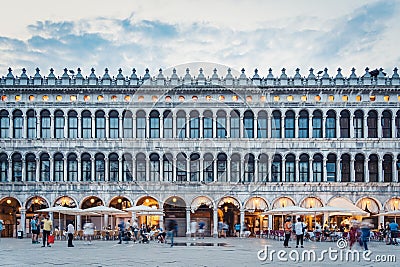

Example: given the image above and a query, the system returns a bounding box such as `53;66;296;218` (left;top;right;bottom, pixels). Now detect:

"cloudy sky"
0;0;399;78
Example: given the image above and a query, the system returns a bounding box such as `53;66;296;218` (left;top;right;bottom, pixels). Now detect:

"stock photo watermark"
257;239;397;263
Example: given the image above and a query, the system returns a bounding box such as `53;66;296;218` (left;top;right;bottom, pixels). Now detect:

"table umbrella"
84;206;126;230
37;206;74;230
262;206;311;229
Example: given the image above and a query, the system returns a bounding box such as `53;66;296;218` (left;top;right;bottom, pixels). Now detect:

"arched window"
204;153;214;183
257;111;268;138
190;153;200;181
68;110;78;138
383;154;393;182
325;110;336;138
353;110;363;138
189;111;200;138
340;110;350;138
0;153;8;182
26;153;36;182
54;110;64;138
217;153;227;182
382;111;392;138
271;111;281;138
341;154;351;182
149;153;160;181
177;111;186;138
53;153;64;182
27;109;37;139
136;153;146;181
299;154;309;182
313;154;323;182
149;110;160;138
81;153;91;181
12;153;22;182
396;111;400;138
40;153;50;181
284;111;295;138
203;111;213;138
367;111;378;138
163;154;173;182
109;153;119;182
271;154;282;182
13;110;23;138
109;110;119;138
230;154;241;182
95;153;105;181
136;111;146;138
244;154;255;182
327;153;337;182
176;153;187;182
312;110;322;138
40;110;51;138
163;110;173;138
230;110;240;138
298;110;309;138
243;110;254;138
285;154;295;182
67;153;78;181
258;154;268;182
122;110;133;138
122;153;133;181
95;110;105;138
81;110;92;139
355;154;365;182
0;110;9;138
368;154;378;182
216;110;227;138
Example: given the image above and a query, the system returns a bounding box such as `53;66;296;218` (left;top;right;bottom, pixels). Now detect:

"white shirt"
67;224;75;234
295;222;306;235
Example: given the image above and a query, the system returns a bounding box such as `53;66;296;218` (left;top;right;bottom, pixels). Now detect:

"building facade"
0;66;399;237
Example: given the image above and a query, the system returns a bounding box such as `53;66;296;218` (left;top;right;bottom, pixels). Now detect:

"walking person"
41;214;52;247
117;219;125;244
67;221;75;247
0;219;3;242
83;221;94;244
388;219;399;245
283;218;292;248
198;221;206;239
360;220;373;251
295;217;306;248
167;220;176;247
190;221;197;240
30;215;39;244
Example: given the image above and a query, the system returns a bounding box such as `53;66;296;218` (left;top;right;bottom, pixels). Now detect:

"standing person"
360;220;372;251
295;217;306;248
198;221;206;239
67;221;75;247
126;220;131;232
167;220;176;247
83;221;94;244
222;222;229;238
388;219;399;245
132;220;139;243
234;223;241;237
41;214;52;247
117;219;125;244
283;218;292;248
0;219;3;241
348;226;358;249
30;215;39;244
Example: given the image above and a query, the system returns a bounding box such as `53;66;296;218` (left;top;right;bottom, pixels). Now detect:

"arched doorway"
81;196;104;229
356;197;380;228
26;196;49;237
0;197;21;237
136;196;160;228
163;196;186;237
384;197;400;225
217;197;240;236
272;197;295;230
244;197;268;236
190;196;213;237
53;196;77;230
109;196;132;229
300;197;323;229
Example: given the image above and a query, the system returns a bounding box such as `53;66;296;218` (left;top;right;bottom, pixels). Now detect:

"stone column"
132;115;137;138
159;212;164;230
36;114;40;138
267;116;272;139
91;158;95;181
118;115;123;139
159;158;164;182
294;115;299;138
336;157;341;182
199;157;204;182
49;156;54;182
186;207;191;237
281;114;286;138
267;157;273;182
172;114;177;138
213;159;217;182
268;215;273;230
22;115;27;138
254;115;258;138
239;115;244;138
159;114;164;139
309;158;314;182
392;159;398;182
105;114;109;139
323;157;327;182
77;115;81;138
63;115;68;138
295;158;300;182
308;114;313;138
77;158;81;182
199;115;203;138
226;114;231;138
146;155;150;182
104;214;109;230
378;158;383;182
35;158;40;182
186;115;190;138
104;157;109;182
49;212;54;224
91;115;96;138
50;114;54;138
172;157;176;182
240;209;245;237
21;159;26;182
322;115;326;138
77;215;81;231
378;115;382;138
131;156;136;182
146;114;150;139
20;208;26;236
8;114;13;138
350;114;355;138
118;156;123;182
350;157;355;182
213;115;217;138
282;158;286;182
254;159;258;183
186;157;190;182
365;159;370;183
364;115;368;139
336;115;340;138
226;158;231;182
392;114;396;138
213;207;218;237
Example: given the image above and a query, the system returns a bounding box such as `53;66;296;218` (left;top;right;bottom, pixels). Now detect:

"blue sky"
0;0;399;78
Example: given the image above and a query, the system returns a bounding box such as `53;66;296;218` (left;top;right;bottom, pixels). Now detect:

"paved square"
0;237;399;266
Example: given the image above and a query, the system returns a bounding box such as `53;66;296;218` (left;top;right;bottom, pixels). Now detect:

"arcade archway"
244;197;269;236
136;196;160;228
190;196;213;237
217;197;240;236
163;196;186;237
0;197;21;237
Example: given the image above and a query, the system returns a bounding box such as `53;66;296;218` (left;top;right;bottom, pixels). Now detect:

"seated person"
323;226;331;241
